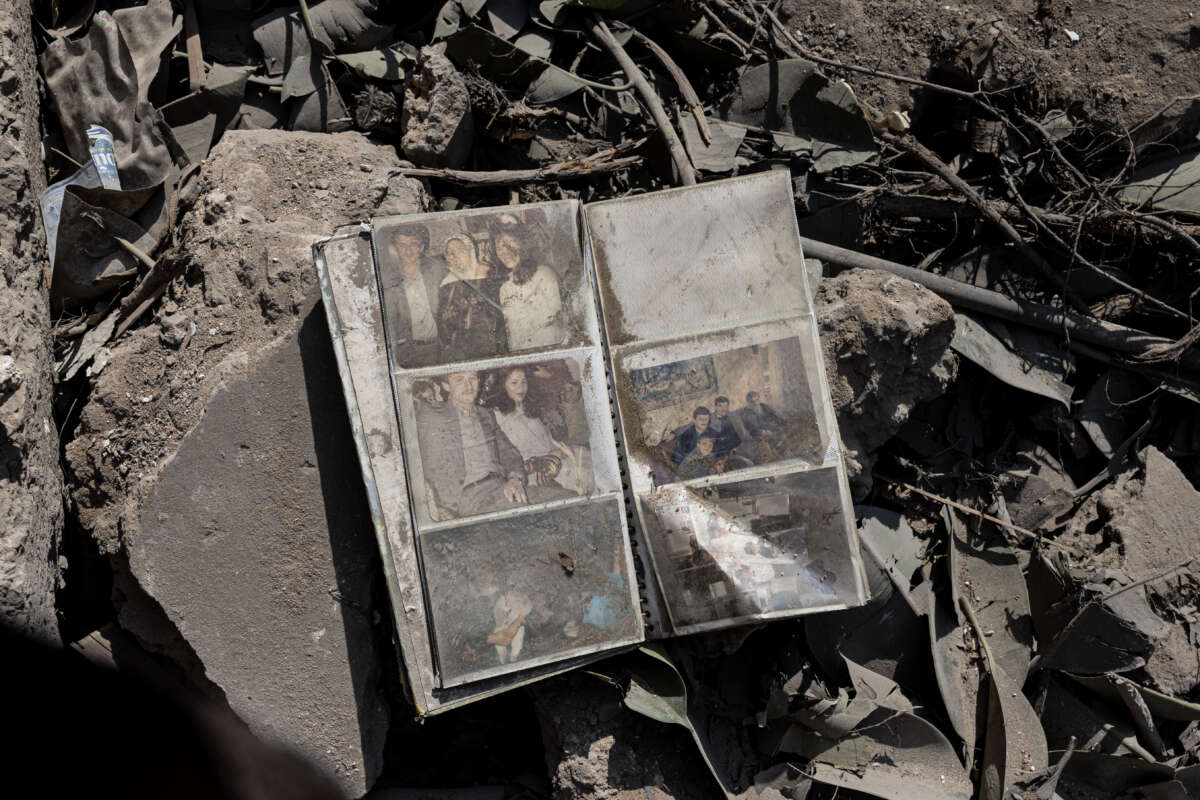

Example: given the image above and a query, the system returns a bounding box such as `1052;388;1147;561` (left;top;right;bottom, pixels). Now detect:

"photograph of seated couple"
653;391;790;483
412;360;594;521
379;211;579;368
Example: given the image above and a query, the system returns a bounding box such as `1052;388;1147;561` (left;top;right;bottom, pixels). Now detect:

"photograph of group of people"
409;358;597;522
625;337;823;487
376;205;588;368
639;470;851;630
419;501;639;685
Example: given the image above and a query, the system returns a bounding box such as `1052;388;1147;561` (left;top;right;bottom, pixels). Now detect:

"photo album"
313;170;867;715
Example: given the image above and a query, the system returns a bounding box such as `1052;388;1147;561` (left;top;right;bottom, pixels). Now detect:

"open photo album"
313;170;867;714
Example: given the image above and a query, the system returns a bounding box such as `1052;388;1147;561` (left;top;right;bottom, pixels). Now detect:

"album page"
585;171;869;636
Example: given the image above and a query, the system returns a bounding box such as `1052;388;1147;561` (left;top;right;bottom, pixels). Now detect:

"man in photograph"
738;391;786;456
671;406;711;466
417;370;528;519
708;396;742;458
417;370;573;519
382;225;444;366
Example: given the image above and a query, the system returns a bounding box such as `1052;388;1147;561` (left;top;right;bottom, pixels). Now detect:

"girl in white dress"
491;220;565;350
491;367;592;495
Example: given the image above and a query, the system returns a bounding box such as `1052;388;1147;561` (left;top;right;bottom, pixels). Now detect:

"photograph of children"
621;336;825;488
375;203;593;368
637;467;860;632
419;500;641;686
409;358;599;522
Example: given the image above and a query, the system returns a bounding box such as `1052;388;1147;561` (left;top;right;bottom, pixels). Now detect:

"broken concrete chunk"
814;268;958;497
0;0;63;642
63;129;428;796
401;44;475;169
1062;446;1200;580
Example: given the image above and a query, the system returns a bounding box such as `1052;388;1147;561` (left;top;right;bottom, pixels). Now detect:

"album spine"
579;208;668;639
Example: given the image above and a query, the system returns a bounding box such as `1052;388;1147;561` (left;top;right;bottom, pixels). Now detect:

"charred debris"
12;0;1200;798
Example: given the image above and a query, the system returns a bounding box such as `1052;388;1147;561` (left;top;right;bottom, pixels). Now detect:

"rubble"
531;673;722;800
7;1;1200;798
63;129;428;796
1062;446;1200;696
0;0;62;641
814;268;958;495
400;45;474;170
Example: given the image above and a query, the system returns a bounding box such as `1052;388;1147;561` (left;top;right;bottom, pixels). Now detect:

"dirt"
815;268;958;495
0;0;63;640
64;130;428;554
779;0;1200;130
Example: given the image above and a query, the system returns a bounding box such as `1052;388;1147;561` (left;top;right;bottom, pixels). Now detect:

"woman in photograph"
491;219;565;350
437;233;507;360
489;366;592;496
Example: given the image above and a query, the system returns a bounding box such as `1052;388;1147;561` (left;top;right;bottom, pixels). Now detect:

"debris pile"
0;0;1197;798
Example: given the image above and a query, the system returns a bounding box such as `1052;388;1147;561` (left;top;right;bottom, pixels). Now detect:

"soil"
64;130;428;554
779;0;1200;129
0;0;63;640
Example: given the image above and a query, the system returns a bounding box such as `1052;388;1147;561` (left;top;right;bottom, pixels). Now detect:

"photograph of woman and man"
411;358;596;522
624;337;825;487
376;205;588;368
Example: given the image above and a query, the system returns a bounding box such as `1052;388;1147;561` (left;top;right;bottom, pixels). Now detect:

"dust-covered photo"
409;358;599;522
620;336;824;487
638;468;857;632
420;500;640;686
375;203;592;368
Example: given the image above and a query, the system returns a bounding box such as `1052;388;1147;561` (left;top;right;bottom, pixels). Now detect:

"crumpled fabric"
40;9;177;306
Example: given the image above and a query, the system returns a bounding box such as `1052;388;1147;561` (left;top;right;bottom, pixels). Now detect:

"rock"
63;129;429;795
0;0;63;641
813;268;958;496
1061;446;1200;695
531;673;723;800
400;44;474;169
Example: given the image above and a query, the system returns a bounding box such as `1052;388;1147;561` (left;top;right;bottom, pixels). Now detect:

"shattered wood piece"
1109;673;1169;758
391;153;642;186
630;29;711;145
587;14;696;186
183;0;205;89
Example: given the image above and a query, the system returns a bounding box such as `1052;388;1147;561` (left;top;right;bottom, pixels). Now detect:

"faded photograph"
376;204;590;368
412;359;596;521
638;468;857;631
623;337;822;486
420;501;640;686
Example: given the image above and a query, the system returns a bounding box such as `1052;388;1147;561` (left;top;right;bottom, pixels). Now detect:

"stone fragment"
0;0;63;642
1062;446;1200;696
532;673;723;800
63;129;427;795
400;44;474;169
813;268;958;496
